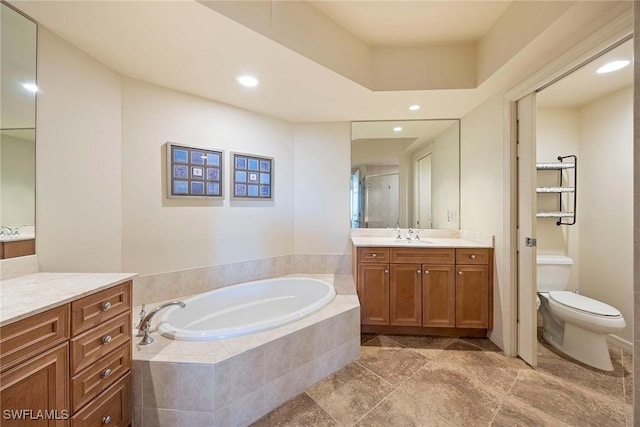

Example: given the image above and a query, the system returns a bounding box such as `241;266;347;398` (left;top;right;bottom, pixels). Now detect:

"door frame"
501;15;632;357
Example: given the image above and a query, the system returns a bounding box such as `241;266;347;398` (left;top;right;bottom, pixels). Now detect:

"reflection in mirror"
0;2;37;247
351;120;460;230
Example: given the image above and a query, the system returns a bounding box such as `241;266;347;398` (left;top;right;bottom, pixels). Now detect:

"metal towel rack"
536;155;577;225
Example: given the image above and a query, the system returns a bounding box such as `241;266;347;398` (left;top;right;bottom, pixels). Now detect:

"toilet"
536;254;625;371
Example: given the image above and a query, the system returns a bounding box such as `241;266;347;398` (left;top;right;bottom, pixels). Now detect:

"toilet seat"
548;291;621;317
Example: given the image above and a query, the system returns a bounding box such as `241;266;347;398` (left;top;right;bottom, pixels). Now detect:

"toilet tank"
536;254;573;292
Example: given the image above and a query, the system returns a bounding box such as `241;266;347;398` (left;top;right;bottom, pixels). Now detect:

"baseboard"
487;330;505;353
606;334;633;353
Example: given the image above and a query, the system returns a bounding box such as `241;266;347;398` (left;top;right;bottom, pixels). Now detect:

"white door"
517;93;537;367
417;154;432;228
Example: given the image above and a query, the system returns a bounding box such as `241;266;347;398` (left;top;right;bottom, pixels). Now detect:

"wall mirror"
0;2;37;253
350;119;460;230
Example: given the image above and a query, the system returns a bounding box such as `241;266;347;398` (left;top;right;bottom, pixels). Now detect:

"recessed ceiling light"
21;83;38;93
393;127;402;132
596;60;630;74
409;104;421;111
236;74;259;87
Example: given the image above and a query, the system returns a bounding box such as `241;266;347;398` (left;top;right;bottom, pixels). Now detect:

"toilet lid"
549;291;620;317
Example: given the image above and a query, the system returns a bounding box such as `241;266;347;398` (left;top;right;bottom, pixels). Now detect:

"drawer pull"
101;301;112;311
102;415;112;424
102;335;112;345
416;269;421;274
384;269;389;274
101;368;112;378
458;271;463;275
372;253;377;258
470;254;476;259
425;270;430;275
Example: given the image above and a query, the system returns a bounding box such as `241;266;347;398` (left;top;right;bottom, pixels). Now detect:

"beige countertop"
0;272;137;327
351;236;493;248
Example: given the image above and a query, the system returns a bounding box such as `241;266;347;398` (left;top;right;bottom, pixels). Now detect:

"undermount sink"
391;238;435;245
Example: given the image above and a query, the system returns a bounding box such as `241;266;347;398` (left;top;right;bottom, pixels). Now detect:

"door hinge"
525;237;537;247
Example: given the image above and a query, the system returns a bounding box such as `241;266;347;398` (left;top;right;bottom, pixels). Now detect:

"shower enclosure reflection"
350;120;460;229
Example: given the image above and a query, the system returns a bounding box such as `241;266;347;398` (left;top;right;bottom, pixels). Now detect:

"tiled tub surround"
132;254;351;307
132;274;360;427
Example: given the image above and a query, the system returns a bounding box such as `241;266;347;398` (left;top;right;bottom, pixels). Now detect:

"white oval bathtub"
156;277;336;341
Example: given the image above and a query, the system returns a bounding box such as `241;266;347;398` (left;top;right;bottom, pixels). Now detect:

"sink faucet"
0;226;14;237
137;301;186;345
406;228;413;240
395;226;402;240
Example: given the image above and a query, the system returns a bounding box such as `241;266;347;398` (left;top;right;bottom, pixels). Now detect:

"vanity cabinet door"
422;265;456;328
0;343;69;426
389;264;422;326
357;264;390;325
455;265;489;328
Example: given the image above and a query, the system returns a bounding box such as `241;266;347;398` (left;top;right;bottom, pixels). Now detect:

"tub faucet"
137;301;186;345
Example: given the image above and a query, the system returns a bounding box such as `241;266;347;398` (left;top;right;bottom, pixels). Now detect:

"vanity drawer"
71;343;131;412
71;281;131;336
70;312;131;375
358;247;390;263
71;372;131;427
456;248;491;265
0;304;70;372
390;248;455;265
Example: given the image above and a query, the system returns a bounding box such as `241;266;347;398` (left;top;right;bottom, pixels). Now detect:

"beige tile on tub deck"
277;255;294;276
263;333;294;383
215;387;265;427
260;257;279;279
181;267;206;295
143;408;178;427
205;263;229;290
214;346;265;409
176;363;216;412
141;361;178;410
176;410;216;427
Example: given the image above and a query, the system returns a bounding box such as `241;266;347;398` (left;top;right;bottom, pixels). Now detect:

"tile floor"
252;333;633;426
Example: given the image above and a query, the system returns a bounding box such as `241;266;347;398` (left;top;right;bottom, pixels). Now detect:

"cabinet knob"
384;269;389;274
425;270;430;274
416;269;421;274
470;254;476;259
102;335;112;344
102;415;112;424
372;253;377;258
101;301;112;311
458;271;463;275
101;368;112;378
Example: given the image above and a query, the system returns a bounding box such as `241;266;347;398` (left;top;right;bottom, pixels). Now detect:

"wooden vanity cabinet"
0;281;133;427
355;246;492;336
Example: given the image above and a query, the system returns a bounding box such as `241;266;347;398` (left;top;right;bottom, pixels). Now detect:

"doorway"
516;38;633;366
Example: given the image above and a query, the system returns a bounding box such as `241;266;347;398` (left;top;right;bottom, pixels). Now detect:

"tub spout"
138;301;186;345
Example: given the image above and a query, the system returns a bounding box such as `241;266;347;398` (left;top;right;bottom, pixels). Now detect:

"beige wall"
431;122;460;229
294;123;351;255
536;108;580;291
578;87;633;342
36;28;123;272
460;91;507;349
0;133;35;226
121;79;296;274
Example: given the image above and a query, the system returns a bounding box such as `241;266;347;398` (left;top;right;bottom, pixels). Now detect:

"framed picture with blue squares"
231;152;273;200
166;142;223;199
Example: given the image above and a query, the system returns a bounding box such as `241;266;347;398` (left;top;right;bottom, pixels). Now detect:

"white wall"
578;87;633;342
121;79;295;274
36;28;123;272
460;91;507;349
294;123;351;255
1;133;35;226
536;108;580;291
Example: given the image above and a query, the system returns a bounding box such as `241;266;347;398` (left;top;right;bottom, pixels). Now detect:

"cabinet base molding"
361;325;488;337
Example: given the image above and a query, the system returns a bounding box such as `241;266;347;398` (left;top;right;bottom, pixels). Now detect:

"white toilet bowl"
538;291;625;371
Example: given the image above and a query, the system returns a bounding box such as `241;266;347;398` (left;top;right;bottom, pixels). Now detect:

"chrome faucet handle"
136;304;147;335
140;322;154;345
406;228;413;240
414;229;421;240
395;226;402;240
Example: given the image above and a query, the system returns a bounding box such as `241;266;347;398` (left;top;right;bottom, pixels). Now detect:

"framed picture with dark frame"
231;152;273;200
166;142;224;199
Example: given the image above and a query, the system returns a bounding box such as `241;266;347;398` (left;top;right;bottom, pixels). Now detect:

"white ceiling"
8;1;634;124
309;1;511;46
537;39;633;108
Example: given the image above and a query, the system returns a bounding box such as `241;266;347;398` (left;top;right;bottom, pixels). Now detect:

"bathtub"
156;277;336;341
